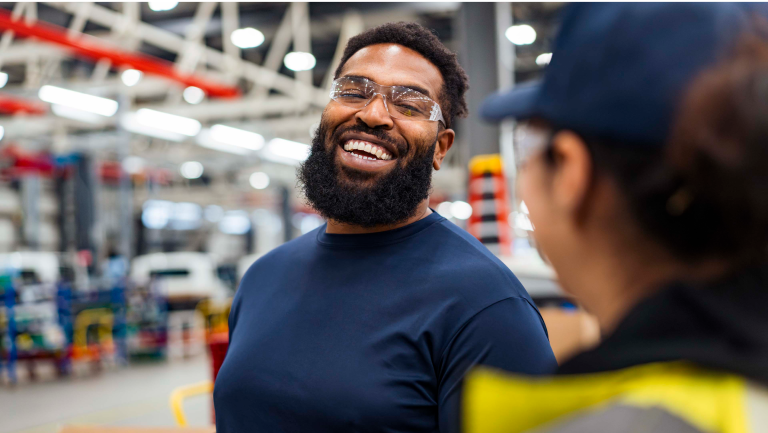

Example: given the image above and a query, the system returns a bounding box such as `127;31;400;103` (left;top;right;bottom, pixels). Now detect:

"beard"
297;119;437;228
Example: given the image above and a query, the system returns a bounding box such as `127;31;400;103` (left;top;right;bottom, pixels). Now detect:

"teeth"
344;140;394;161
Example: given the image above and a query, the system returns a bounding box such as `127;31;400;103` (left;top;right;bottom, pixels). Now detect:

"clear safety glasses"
330;76;445;125
514;122;553;169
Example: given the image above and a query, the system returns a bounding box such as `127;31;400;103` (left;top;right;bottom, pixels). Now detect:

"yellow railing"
169;380;214;427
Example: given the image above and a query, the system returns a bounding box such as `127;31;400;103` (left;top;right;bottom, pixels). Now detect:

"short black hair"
334;22;469;129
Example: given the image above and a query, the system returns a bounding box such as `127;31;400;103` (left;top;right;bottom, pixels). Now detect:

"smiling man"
213;22;556;433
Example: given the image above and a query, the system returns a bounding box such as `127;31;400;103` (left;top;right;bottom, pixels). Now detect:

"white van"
130;252;230;300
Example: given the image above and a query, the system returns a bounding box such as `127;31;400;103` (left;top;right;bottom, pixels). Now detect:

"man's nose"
355;94;394;129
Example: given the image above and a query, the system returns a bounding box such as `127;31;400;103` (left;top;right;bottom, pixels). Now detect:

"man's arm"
437;297;557;433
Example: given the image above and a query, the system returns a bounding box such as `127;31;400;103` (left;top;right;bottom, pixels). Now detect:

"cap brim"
480;81;541;121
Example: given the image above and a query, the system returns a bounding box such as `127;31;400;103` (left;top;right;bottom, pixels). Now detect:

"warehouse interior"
0;3;601;432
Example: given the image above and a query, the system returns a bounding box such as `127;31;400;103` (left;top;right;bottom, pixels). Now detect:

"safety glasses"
514;122;553;169
330;76;445;125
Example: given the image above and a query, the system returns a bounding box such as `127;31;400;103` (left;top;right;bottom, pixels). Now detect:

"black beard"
297;120;436;228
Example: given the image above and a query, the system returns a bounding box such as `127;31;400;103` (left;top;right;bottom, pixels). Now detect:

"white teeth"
344;140;395;161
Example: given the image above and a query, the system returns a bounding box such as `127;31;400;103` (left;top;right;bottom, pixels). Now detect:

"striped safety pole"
467;154;512;256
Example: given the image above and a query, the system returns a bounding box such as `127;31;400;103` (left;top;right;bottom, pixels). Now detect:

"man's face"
298;43;455;227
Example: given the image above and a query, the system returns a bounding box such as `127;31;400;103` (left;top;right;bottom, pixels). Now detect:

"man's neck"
325;200;432;234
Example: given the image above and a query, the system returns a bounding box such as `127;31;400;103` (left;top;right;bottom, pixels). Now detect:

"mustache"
328;122;408;155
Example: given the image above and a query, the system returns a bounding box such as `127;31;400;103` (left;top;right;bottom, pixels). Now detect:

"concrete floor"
0;356;212;433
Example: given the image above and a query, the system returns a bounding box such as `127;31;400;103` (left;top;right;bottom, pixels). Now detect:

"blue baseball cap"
481;3;759;145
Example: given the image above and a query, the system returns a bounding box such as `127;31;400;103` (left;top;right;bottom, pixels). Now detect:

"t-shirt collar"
316;211;444;248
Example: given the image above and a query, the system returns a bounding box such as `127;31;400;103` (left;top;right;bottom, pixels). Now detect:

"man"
214;22;556;433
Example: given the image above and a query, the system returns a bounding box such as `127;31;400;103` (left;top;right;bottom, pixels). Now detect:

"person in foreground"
463;3;768;433
214;22;556;433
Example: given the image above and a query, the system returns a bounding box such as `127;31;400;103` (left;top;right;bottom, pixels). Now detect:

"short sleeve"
437;297;558;433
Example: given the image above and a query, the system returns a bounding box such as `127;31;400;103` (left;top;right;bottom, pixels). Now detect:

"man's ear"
549;131;593;220
433;128;455;170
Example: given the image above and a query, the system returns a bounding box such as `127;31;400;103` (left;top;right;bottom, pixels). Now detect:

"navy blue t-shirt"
214;212;556;432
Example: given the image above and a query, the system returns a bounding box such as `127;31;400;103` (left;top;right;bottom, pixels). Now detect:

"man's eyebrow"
342;74;433;98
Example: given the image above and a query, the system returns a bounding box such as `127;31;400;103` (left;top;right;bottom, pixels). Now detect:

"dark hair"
559;35;768;265
334;22;469;129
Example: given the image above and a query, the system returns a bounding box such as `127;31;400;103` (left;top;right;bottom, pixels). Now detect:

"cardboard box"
539;307;601;364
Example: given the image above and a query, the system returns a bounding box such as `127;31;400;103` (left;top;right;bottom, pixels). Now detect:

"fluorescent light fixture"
219;210;251;235
210;124;265;151
0;126;4;141
135;109;201;137
121;69;142;87
183;86;205;105
142;200;174;229
249;172;270;190
180;161;204;179
148;1;178;12
196;133;251;155
171;202;202;230
535;53;553;66
204;205;224;223
436;201;453;217
231;27;265;49
450;201;473;220
266;138;310;162
38;85;118;117
121;112;185;141
506;24;536;45
51;104;106;124
284;52;316;71
0;72;8;89
122;156;144;174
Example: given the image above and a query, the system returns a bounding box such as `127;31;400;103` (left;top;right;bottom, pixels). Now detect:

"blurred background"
0;2;595;432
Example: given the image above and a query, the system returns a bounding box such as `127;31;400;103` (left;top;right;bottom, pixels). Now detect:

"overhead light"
148;1;178;12
0;126;4;141
535;53;553;66
219;210;251;235
38;85;118;117
135;109;201;137
122;156;145;174
436;201;453;217
0;72;8;89
284;52;316;72
121;69;142;87
506;24;536;45
180;161;204;179
249;172;270;190
183;86;205;105
450;201;473;220
210;124;264;150
121;112;185;141
196;134;251;155
231;27;265;49
171;202;202;230
266;138;311;162
204;205;224;223
51;104;105;124
142;200;173;229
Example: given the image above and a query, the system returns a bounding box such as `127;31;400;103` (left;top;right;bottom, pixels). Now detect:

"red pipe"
0;8;240;98
0;93;48;115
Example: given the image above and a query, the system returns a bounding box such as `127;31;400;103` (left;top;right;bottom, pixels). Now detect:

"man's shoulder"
241;228;321;276
427;219;531;304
